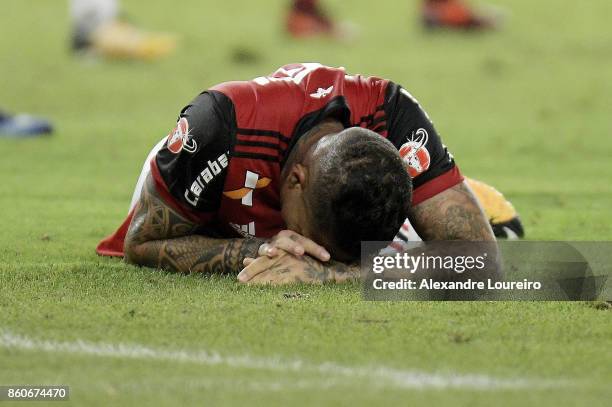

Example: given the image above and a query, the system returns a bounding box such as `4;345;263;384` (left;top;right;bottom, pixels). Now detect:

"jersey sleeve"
384;82;463;205
152;91;235;221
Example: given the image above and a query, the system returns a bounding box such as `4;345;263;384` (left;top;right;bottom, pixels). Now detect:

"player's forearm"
125;235;264;274
123;172;265;274
400;181;500;279
331;261;361;283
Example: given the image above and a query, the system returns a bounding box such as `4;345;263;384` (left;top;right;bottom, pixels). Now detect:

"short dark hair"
306;127;412;261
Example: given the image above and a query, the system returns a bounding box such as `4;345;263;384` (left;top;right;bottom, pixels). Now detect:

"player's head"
280;122;412;262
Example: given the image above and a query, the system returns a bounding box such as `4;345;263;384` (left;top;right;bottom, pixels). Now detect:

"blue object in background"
0;111;53;137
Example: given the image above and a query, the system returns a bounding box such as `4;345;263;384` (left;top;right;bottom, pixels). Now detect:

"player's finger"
271;236;306;256
237;257;270;282
258;243;279;258
243;257;255;267
281;232;330;262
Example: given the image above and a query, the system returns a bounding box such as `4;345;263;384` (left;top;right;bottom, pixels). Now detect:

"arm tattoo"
124;173;264;274
410;181;495;241
392;182;502;284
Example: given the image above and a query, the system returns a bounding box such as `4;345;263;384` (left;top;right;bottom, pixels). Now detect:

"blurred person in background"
422;0;500;29
286;0;500;38
0;109;53;138
70;0;176;60
286;0;336;38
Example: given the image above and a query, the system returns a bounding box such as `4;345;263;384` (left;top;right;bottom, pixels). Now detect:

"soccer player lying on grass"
97;63;523;284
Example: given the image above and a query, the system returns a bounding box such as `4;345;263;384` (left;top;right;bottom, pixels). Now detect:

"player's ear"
288;164;308;190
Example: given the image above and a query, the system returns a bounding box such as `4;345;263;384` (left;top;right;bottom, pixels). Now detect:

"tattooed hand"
237;250;360;285
254;229;331;262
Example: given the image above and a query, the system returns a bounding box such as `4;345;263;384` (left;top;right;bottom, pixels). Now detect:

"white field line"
0;330;560;391
122;376;353;393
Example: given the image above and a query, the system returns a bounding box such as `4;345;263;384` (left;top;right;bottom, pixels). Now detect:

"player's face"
279;134;337;244
279;122;344;244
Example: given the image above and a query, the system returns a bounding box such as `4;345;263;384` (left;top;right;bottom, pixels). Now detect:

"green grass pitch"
1;0;611;405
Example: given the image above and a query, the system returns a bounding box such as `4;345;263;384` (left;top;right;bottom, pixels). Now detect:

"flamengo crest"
399;128;431;178
167;117;198;154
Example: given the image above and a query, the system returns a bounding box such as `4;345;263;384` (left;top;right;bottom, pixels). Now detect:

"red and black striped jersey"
150;63;463;239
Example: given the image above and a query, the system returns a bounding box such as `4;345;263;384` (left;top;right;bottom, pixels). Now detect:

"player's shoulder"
185;89;234;116
160;90;234;161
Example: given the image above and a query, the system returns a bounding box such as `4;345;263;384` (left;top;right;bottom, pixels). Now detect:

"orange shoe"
423;0;499;30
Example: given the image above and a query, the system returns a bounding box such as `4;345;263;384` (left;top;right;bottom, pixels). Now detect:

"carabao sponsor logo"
184;152;229;206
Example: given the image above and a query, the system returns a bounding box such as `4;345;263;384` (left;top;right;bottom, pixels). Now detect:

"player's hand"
238;251;330;285
238;250;358;285
251;230;330;264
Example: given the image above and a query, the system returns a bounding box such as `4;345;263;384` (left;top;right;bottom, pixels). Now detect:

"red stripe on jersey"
235;140;281;151
412;166;464;206
236;134;288;146
234;145;279;157
150;159;215;224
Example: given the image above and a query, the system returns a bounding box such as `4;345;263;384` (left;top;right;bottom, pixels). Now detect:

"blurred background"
1;0;611;264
